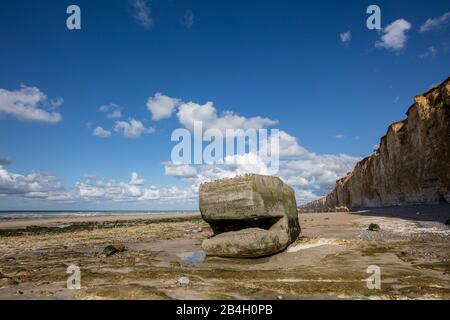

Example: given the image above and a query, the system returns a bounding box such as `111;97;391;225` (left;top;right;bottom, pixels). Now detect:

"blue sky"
0;0;449;210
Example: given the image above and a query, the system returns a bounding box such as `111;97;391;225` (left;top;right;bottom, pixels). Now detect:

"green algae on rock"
368;223;381;231
102;243;126;257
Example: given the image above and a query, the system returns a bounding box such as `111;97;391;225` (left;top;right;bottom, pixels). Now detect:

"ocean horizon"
0;210;199;221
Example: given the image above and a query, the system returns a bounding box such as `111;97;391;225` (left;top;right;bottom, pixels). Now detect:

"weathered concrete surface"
302;77;450;212
200;174;301;257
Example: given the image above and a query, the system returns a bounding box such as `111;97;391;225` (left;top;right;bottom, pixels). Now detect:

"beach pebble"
177;276;190;286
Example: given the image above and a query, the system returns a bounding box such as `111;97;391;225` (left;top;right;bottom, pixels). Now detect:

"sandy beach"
0;212;200;230
0;207;449;300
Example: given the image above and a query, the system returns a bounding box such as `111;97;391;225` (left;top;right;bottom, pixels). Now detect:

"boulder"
200;174;301;257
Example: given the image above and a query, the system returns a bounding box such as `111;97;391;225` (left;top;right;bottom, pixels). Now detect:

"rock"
199;174;301;257
368;223;380;231
102;243;125;257
177;276;190;285
301;77;450;212
445;219;450;226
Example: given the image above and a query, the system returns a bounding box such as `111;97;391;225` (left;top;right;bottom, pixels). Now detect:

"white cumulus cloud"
277;131;308;157
375;19;412;51
93;126;112;138
114;118;155;138
1;87;363;207
177;101;278;132
164;163;197;178
0;85;62;123
0;165;61;196
99;103;122;119
0;165;198;204
279;153;359;196
147;92;181;121
129;172;144;185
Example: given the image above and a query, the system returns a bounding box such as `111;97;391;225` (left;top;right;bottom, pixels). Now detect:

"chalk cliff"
302;77;450;212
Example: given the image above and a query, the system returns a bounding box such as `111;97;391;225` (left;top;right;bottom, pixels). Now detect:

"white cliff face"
302;77;450;212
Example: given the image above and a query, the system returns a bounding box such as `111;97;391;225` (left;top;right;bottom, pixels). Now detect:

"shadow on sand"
349;203;450;223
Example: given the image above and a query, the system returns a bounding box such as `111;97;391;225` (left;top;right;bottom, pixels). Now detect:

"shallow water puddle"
176;250;206;267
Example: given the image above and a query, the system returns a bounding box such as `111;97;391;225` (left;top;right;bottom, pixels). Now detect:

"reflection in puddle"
176;250;206;267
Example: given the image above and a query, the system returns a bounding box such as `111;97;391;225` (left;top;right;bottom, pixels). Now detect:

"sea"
0;210;198;221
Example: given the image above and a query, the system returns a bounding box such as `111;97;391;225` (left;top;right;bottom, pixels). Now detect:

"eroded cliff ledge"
302;77;450;212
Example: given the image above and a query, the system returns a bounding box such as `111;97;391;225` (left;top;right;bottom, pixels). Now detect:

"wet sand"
0;209;449;300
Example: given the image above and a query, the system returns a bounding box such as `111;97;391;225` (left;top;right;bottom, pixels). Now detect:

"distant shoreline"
0;211;200;230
